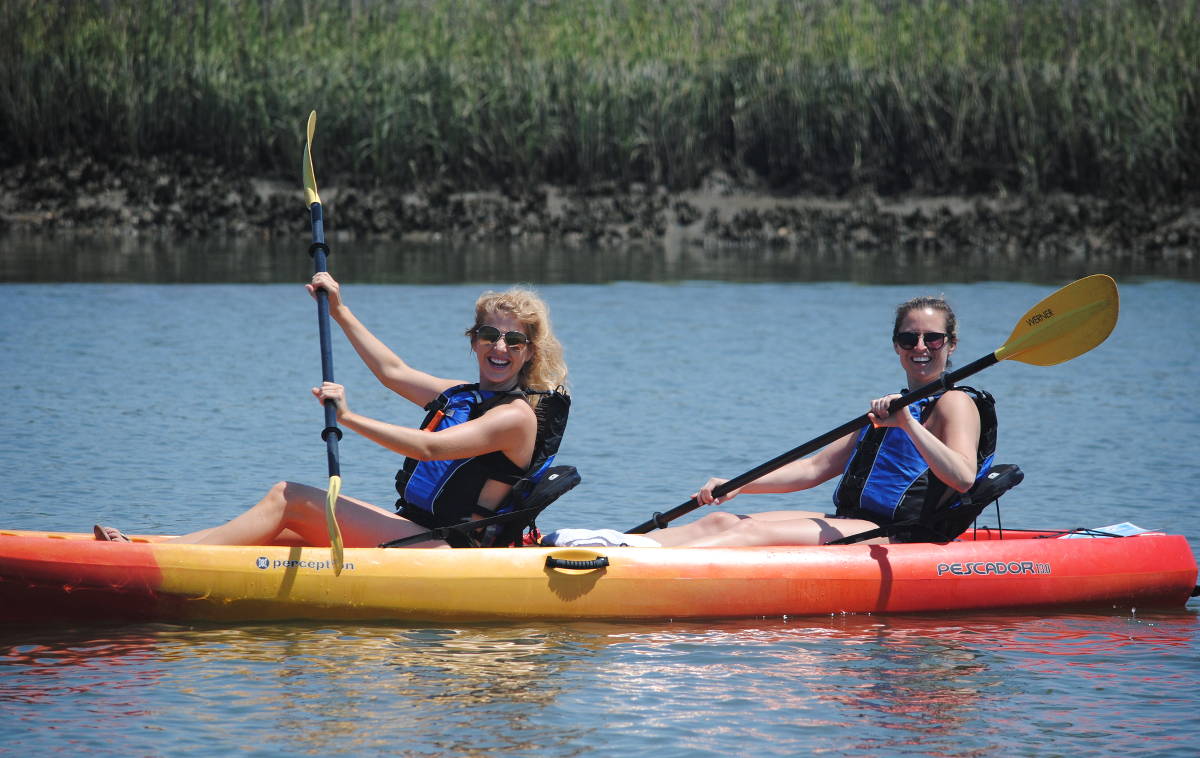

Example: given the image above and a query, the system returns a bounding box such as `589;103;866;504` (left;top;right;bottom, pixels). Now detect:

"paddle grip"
309;202;342;479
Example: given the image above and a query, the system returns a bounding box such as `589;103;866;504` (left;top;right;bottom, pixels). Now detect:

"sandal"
93;524;131;542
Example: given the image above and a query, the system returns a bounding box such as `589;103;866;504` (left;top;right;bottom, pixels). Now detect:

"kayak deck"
1;527;1195;624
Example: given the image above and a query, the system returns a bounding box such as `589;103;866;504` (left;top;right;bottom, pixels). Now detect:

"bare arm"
869;389;980;492
308;273;461;406
695;431;858;505
314;382;535;465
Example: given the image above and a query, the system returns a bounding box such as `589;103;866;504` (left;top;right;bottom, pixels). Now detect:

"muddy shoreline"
2;153;1197;270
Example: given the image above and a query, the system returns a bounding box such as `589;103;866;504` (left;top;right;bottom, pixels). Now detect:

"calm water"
2;238;1198;756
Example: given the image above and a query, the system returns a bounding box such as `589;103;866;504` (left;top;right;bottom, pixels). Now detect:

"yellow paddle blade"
995;274;1119;366
326;474;344;575
302;110;321;208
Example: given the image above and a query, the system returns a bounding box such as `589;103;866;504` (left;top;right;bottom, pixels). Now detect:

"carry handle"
545;555;610;571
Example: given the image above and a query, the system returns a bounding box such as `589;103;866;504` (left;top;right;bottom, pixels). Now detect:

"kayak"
0;526;1195;624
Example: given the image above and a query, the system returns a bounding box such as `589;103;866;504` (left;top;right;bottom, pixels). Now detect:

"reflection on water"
4;232;1194;284
0;623;606;755
582;613;1200;755
6;612;1195;755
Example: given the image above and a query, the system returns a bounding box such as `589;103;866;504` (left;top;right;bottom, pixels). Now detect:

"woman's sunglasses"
894;331;947;350
471;325;530;350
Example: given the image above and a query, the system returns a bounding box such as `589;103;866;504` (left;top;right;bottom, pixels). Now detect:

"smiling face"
471;310;532;391
893;306;956;388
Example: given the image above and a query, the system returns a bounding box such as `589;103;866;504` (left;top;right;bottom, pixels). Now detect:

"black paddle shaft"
309;201;342;478
625;352;1000;534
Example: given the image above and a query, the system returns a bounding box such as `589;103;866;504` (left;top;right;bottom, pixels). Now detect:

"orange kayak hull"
1;528;1195;623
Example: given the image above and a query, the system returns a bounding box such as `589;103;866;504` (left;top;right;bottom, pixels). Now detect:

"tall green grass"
4;0;1198;198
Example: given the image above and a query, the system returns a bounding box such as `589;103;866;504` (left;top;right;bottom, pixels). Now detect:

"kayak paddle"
626;274;1120;534
302;110;345;573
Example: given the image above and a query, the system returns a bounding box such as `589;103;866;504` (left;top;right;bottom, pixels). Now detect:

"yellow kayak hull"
1;528;1195;623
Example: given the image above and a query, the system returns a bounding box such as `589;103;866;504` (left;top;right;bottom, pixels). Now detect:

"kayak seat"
380;465;581;548
828;462;1024;545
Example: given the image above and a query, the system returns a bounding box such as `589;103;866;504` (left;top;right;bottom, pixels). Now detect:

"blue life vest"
394;383;569;536
832;386;997;532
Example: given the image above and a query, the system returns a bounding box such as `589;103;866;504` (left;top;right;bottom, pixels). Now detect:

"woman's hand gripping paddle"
302;111;345;573
626;274;1120;534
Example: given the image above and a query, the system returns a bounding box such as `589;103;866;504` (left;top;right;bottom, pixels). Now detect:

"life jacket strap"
384;465;581;549
828;463;1023;545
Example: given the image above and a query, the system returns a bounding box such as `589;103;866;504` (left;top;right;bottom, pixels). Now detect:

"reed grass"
4;0;1197;198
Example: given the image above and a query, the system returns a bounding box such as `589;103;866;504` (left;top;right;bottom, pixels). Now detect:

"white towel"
542;528;661;548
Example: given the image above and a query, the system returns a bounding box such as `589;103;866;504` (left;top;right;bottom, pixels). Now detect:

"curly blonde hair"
468;287;568;396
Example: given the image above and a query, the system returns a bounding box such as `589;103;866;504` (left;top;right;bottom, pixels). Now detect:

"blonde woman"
96;273;569;548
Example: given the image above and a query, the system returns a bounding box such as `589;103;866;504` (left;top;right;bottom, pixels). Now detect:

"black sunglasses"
472;324;530;349
894;331;947;350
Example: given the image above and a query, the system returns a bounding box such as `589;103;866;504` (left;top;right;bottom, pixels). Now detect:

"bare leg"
650;511;746;546
674;515;885;547
650;509;830;547
165;481;445;548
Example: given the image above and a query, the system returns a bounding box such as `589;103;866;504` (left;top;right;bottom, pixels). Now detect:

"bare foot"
94;524;131;542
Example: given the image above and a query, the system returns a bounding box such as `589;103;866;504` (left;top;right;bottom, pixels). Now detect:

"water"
1;614;1196;756
1;240;1198;756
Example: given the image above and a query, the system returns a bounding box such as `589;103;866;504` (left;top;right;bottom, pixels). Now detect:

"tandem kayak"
0;526;1195;624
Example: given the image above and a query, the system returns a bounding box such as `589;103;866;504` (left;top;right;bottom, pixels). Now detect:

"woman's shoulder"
934;388;983;418
405;376;470;407
480;393;538;423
